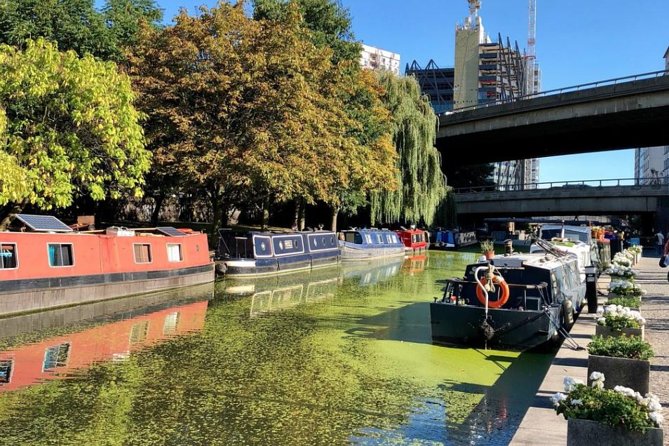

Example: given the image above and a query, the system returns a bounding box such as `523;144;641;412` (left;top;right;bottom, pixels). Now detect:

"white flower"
563;376;584;392
551;392;567;407
650;411;664;426
589;371;605;388
571;399;583;406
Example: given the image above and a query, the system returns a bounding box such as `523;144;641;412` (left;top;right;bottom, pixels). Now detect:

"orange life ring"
476;275;510;308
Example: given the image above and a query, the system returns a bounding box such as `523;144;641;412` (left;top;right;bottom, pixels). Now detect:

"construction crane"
526;0;537;95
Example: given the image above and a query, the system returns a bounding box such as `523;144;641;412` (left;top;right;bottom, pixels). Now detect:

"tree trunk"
261;198;270;231
0;199;28;230
330;206;340;232
151;194;165;225
298;198;306;230
292;199;300;231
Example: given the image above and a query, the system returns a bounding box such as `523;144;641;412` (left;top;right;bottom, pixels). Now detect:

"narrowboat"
395;227;428;252
338;228;405;261
529;224;603;280
0;214;214;317
215;229;340;277
431;229;477;249
430;250;586;351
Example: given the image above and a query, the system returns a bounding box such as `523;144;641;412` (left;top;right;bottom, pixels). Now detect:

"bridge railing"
453;177;669;194
440;70;669;116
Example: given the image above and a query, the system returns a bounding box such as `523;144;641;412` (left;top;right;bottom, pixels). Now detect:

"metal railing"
440;70;669;116
454;177;669;194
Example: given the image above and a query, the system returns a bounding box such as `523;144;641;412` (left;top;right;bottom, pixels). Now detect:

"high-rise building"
453;4;537;190
360;44;400;75
405;60;454;114
634;46;669;185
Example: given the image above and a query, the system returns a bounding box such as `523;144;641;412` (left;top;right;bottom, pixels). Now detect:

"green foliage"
370;72;448;226
606;296;641;310
0;38;149;213
587;335;654;360
0;0;162;61
253;0;361;64
598;314;642;330
479;239;494;253
553;380;661;432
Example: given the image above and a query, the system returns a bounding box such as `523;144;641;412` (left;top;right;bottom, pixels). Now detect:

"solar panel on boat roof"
156;226;187;237
15;214;73;232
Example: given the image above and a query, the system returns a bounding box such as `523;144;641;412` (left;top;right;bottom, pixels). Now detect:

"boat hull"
430;302;561;350
340;244;405;261
0;263;214;317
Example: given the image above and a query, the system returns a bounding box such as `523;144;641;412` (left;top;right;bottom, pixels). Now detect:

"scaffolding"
405;60;455;114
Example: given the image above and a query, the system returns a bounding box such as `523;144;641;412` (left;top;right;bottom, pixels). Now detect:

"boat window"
254;236;272;257
0;360;12;384
365;234;373;244
309;234;336;251
163;312;180;334
48;244;73;267
166;244;183;262
130;321;149;344
133;244;152;263
43;343;70;371
273;236;304;255
385;234;393;243
0;243;17;269
344;232;362;244
376;234;384;244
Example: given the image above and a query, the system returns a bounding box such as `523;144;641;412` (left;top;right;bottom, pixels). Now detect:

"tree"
0;0;162;61
0;38;150;227
444;162;495;189
254;0;398;230
370;72;448;227
129;1;397;232
253;0;360;64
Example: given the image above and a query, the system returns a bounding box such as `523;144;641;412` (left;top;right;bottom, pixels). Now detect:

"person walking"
656;230;665;256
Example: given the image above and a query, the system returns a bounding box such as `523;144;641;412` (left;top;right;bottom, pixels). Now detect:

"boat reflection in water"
221;256;408;317
0;284;213;392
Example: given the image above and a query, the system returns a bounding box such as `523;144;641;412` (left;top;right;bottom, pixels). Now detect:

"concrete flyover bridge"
454;178;669;217
437;70;669;165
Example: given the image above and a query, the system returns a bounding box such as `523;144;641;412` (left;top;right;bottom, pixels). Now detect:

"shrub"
597;305;645;330
587;335;654;360
606;296;641;310
552;375;663;432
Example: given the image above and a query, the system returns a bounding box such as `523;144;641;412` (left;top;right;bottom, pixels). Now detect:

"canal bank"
510;253;669;445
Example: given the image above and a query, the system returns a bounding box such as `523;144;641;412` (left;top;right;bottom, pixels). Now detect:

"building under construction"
405;60;454;114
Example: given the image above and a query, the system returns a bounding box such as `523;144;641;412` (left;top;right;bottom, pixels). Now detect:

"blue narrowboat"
431;229;477;249
338;228;406;261
215;229;340;277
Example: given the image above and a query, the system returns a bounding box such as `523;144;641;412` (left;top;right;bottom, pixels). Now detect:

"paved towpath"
510;252;668;445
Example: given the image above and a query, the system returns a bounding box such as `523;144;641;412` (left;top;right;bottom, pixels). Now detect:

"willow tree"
0;38;150;227
370;72;448;226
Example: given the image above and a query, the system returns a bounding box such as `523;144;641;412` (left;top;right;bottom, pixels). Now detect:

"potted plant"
587;335;654;394
596;304;646;339
553;375;664;445
606;296;641;310
480;239;495;260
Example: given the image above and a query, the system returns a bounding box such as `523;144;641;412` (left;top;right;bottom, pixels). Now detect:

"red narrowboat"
0;214;214;317
395;227;428;252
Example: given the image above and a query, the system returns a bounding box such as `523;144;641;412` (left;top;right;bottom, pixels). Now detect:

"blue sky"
148;0;669;183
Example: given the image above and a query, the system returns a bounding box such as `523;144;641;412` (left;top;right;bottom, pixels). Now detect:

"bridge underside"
437;76;669;165
455;187;669;217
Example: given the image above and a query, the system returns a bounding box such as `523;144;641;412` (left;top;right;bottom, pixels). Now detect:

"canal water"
0;251;554;445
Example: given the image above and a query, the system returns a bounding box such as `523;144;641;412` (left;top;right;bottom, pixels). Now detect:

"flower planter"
587;355;650;394
483;250;495;260
595;325;644;340
567;418;663;446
